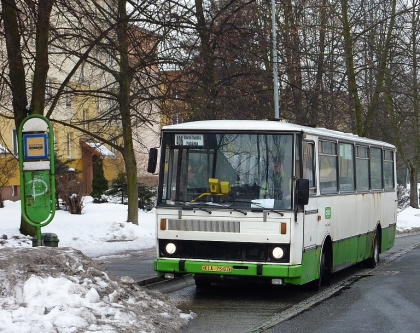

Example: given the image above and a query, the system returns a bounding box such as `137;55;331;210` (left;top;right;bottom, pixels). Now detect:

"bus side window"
339;143;355;192
383;150;394;190
356;146;369;191
303;141;316;194
370;148;383;190
319;140;338;194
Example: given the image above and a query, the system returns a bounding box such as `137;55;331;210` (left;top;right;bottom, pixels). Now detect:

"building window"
45;78;52;99
110;139;117;154
12;129;18;155
67;133;72;158
66;88;72;108
12;186;18;197
171;113;183;124
108;53;114;69
82;109;87;130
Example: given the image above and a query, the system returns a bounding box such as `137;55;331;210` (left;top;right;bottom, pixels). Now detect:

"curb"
137;275;195;293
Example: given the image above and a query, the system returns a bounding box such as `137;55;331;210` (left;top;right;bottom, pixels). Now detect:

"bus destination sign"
175;134;204;146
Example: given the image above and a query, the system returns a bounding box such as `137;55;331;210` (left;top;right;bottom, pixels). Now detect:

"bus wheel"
367;231;380;268
307;246;331;291
320;248;331;286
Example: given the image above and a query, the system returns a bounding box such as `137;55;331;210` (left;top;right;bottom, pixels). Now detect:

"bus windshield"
158;132;294;209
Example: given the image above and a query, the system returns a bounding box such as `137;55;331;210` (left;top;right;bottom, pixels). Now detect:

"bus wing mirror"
296;179;310;205
147;148;158;173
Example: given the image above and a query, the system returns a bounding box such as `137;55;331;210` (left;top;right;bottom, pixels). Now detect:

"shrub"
138;183;155;211
108;172;155;210
57;171;84;214
397;184;410;211
90;158;108;199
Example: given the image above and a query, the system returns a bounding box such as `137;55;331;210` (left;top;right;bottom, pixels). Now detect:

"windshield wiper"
178;200;247;215
224;199;285;216
201;201;247;215
176;201;212;214
192;206;212;214
252;202;284;216
229;206;247;215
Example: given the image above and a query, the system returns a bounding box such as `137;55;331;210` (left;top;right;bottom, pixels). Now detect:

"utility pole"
271;0;280;119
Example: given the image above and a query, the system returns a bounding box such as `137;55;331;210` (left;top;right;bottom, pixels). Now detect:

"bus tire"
320;243;332;286
307;244;331;291
367;231;380;268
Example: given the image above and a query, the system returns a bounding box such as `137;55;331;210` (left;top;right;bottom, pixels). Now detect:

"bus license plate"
202;265;232;273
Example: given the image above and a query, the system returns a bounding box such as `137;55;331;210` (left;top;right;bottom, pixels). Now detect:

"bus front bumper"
154;259;303;285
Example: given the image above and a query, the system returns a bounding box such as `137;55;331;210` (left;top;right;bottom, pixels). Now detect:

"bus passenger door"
302;141;317;249
303;201;318;249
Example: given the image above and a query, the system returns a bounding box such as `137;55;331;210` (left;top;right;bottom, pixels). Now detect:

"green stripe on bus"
154;259;306;284
154;225;396;286
381;224;396;252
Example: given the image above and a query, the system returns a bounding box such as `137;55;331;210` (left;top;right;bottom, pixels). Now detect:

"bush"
138;183;155;211
397;184;410;211
107;172;155;210
93;195;108;204
90;158;108;199
57;171;84;214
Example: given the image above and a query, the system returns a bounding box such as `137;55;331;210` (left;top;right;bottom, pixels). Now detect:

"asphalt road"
99;233;420;333
264;239;420;333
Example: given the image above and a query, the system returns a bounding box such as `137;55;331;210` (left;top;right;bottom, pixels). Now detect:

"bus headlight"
165;242;177;255
271;246;284;260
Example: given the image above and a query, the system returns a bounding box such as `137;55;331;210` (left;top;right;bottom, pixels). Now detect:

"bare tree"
340;0;397;137
382;0;420;207
1;0;55;235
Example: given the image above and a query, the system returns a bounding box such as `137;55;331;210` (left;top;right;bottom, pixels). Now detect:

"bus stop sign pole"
18;114;56;246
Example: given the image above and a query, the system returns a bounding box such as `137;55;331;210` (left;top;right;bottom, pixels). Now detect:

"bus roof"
162;120;395;149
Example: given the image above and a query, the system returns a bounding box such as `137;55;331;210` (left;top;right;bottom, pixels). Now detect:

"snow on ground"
0;198;192;333
2;197;157;261
395;206;420;234
2;196;420;332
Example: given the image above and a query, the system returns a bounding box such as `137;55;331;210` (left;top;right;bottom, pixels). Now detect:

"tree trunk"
124;144;139;224
282;0;303;123
409;164;419;208
341;0;364;136
2;0;53;236
363;0;396;137
1;0;28;128
310;0;327;127
31;0;54;114
195;0;217;119
117;0;138;224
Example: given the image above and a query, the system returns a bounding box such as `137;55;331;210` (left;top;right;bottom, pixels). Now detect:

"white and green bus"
147;120;397;289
